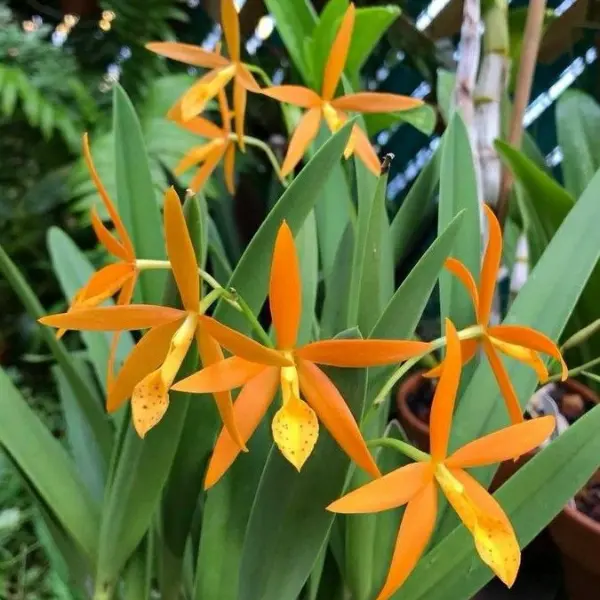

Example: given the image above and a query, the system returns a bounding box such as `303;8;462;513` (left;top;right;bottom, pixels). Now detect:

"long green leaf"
398;402;600;600
0;368;100;561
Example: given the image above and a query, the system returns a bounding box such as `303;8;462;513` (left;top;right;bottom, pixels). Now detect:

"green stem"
230;290;273;348
548;355;600;382
199;288;224;314
247;64;274;87
136;259;223;292
581;371;600;384
368;437;430;463
231;134;288;187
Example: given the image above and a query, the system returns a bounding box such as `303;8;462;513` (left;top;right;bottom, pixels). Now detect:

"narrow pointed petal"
352;125;382;175
81;263;133;301
446;415;555;469
107;318;182;412
332;92;423;113
261;85;322;108
487;325;568;380
223;143;236;194
374;482;437;600
237;64;261;92
221;0;240;62
430;319;462;462
297;339;430;367
269;221;302;349
479;205;502;325
175;141;224;175
280;108;322;177
322;3;355;100
83;134;134;259
172;355;266;394
445;257;480;316
327;462;431;513
164;187;200;312
482;338;524;424
181;67;236;121
196;328;246;450
489;337;549;382
146;41;229;68
233;78;246;150
205;367;279;488
447;468;520;587
40;305;185;331
175;115;224;139
423;338;479;379
90;206;127;260
198;315;292;367
189;146;227;193
297;359;381;478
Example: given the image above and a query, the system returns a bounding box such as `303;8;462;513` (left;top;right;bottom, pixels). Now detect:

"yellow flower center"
488;335;549;382
271;359;318;471
321;102;357;159
131;312;198;438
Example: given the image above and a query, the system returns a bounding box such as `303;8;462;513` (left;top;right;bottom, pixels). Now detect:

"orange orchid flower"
426;205;568;424
172;89;238;194
261;3;423;177
58;134;138;384
146;0;258;149
329;319;556;600
40;188;287;442
172;221;430;488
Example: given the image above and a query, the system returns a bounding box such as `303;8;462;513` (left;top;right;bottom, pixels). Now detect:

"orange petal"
269;221;302;350
196;327;246;451
487;325;568;381
374;481;437;600
217;86;232;134
352;125;382;176
233;77;246;150
280;108;322;178
321;3;355;101
83;134;134;259
190;146;226;193
223;143;236;194
39;305;185;331
172;355;267;394
446;415;555;469
81;263;133;301
479;205;502;325
181;67;236;121
430;319;462;462
145;41;229;68
221;0;240;62
175;115;224;139
107;318;182;412
205;366;279;489
297;358;381;478
90;206;127;261
175;141;225;175
164;187;200;313
131;370;170;437
237;64;261;92
332;92;423;113
296;339;430;367
261;85;322;108
447;468;520;587
197;315;292;367
423;338;479;379
327;462;431;513
488;337;549;382
445;257;480;317
482;338;524;425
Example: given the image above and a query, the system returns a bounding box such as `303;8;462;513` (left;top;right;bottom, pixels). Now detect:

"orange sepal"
280;108;322;177
146;41;229;68
479;205;502;325
352;125;382;176
332;92;423;113
261;85;322;108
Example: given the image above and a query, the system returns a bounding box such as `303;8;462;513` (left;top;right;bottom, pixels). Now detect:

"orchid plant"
1;1;600;600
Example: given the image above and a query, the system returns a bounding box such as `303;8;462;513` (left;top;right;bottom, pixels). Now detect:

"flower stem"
136;259;223;292
229;133;288;187
199;288;224;314
367;437;430;463
229;289;274;348
548;355;600;382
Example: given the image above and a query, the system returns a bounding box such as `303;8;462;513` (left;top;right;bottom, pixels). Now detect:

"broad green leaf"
47;227;134;391
0;244;112;462
556;89;600;199
264;0;317;83
436;69;455;124
0;368;100;561
113;84;165;304
438;113;480;330
364;105;437;138
194;122;353;600
398;402;600;600
238;331;367;600
297;210;319;345
435;161;600;537
389;143;441;266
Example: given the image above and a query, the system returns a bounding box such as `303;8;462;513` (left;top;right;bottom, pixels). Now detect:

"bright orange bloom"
59;134;138;384
146;0;258;148
329;319;556;600
40;188;285;442
261;4;423;177
172;88;238;194
427;205;568;424
173;221;430;488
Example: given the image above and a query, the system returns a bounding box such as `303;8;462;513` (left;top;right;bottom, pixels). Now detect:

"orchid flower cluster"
41;134;567;597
